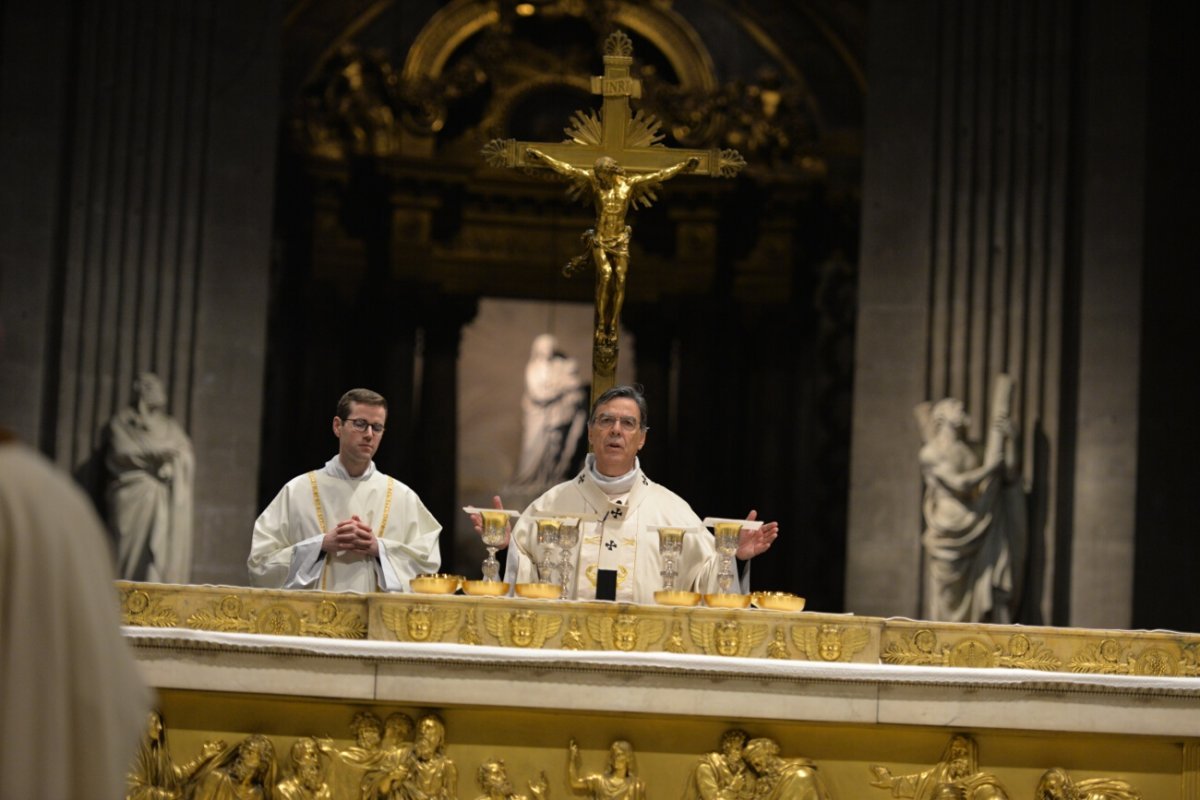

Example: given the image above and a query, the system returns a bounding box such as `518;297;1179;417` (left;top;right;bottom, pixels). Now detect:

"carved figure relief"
869;733;1009;799
1035;767;1142;799
126;709;219;799
475;757;549;800
681;729;756;800
276;737;334;800
567;738;646;800
742;737;833;800
792;624;870;663
587;611;664;652
484;609;563;648
562;615;587;651
690;619;767;657
188;734;278;800
382;604;461;643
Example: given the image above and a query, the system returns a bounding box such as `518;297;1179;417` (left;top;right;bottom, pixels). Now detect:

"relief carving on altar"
790;623;871;663
868;733;1144;800
680;728;836;800
126;712;1154;800
869;734;1010;799
689;618;768;658
1034;767;1142;800
476;758;549;800
120;581;370;640
382;603;463;643
485;608;563;648
587;611;665;652
881;621;1200;676
122;587;181;628
882;627;1062;672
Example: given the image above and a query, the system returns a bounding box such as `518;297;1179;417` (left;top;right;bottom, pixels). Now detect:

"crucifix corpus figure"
483;30;746;405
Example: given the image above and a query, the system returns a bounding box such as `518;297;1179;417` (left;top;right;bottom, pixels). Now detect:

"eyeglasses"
343;417;386;434
591;413;643;432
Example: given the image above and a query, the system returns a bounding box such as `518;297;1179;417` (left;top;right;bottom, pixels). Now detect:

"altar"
120;581;1200;798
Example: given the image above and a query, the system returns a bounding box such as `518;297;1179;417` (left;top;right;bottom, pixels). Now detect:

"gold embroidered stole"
307;471;395;591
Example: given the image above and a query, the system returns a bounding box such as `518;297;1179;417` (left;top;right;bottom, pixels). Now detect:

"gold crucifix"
483;30;745;406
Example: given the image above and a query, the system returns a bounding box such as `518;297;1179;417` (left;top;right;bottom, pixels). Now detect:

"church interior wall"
1;0;1197;632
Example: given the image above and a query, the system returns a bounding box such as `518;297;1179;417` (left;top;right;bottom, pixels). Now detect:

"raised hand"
736;509;779;560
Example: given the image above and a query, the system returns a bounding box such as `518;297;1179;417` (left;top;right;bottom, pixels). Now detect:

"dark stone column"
416;296;478;575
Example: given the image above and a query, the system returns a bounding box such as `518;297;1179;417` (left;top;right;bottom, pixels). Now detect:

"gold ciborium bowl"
462;579;510;597
410;574;463;594
751;591;806;612
653;589;702;607
515;582;562;600
703;592;753;609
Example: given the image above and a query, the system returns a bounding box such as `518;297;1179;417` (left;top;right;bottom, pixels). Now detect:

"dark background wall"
1;0;1195;630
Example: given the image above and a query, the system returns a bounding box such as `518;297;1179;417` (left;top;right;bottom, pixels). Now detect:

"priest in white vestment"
0;428;152;799
248;388;442;593
479;385;779;604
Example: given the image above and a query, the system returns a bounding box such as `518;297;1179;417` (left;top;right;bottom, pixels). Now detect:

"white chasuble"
249;456;441;593
505;468;732;604
0;437;152;800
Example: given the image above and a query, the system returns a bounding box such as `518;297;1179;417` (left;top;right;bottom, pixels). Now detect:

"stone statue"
508;334;588;495
567;738;645;800
525;147;699;353
474;758;549;800
106;372;195;583
275;737;333;800
681;729;756;800
1034;767;1141;800
915;375;1026;623
187;734;277;800
741;738;832;800
869;733;1009;799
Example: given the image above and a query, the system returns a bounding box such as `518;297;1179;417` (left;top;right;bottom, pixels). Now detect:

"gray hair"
590;385;649;430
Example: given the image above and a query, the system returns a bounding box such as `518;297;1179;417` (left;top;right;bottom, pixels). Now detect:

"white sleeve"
248;481;327;588
376;484;443;591
281;536;327;589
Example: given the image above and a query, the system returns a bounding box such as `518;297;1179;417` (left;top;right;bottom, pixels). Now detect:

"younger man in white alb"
248;388;441;592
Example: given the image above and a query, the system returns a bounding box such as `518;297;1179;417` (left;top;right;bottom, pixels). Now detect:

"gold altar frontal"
120;582;1200;798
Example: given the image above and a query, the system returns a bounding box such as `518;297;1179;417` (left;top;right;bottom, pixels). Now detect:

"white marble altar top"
126;626;1200;738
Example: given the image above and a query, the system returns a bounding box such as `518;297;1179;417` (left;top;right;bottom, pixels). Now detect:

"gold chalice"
533;517;562;584
463;505;519;582
656;526;686;589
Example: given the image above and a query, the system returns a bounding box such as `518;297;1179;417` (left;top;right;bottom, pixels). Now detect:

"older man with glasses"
476;384;778;603
249;387;442;592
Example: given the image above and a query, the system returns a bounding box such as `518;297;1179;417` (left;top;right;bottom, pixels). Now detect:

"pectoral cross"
484;30;745;407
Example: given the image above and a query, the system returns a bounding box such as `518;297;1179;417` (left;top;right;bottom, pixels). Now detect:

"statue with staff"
484;30;745;406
